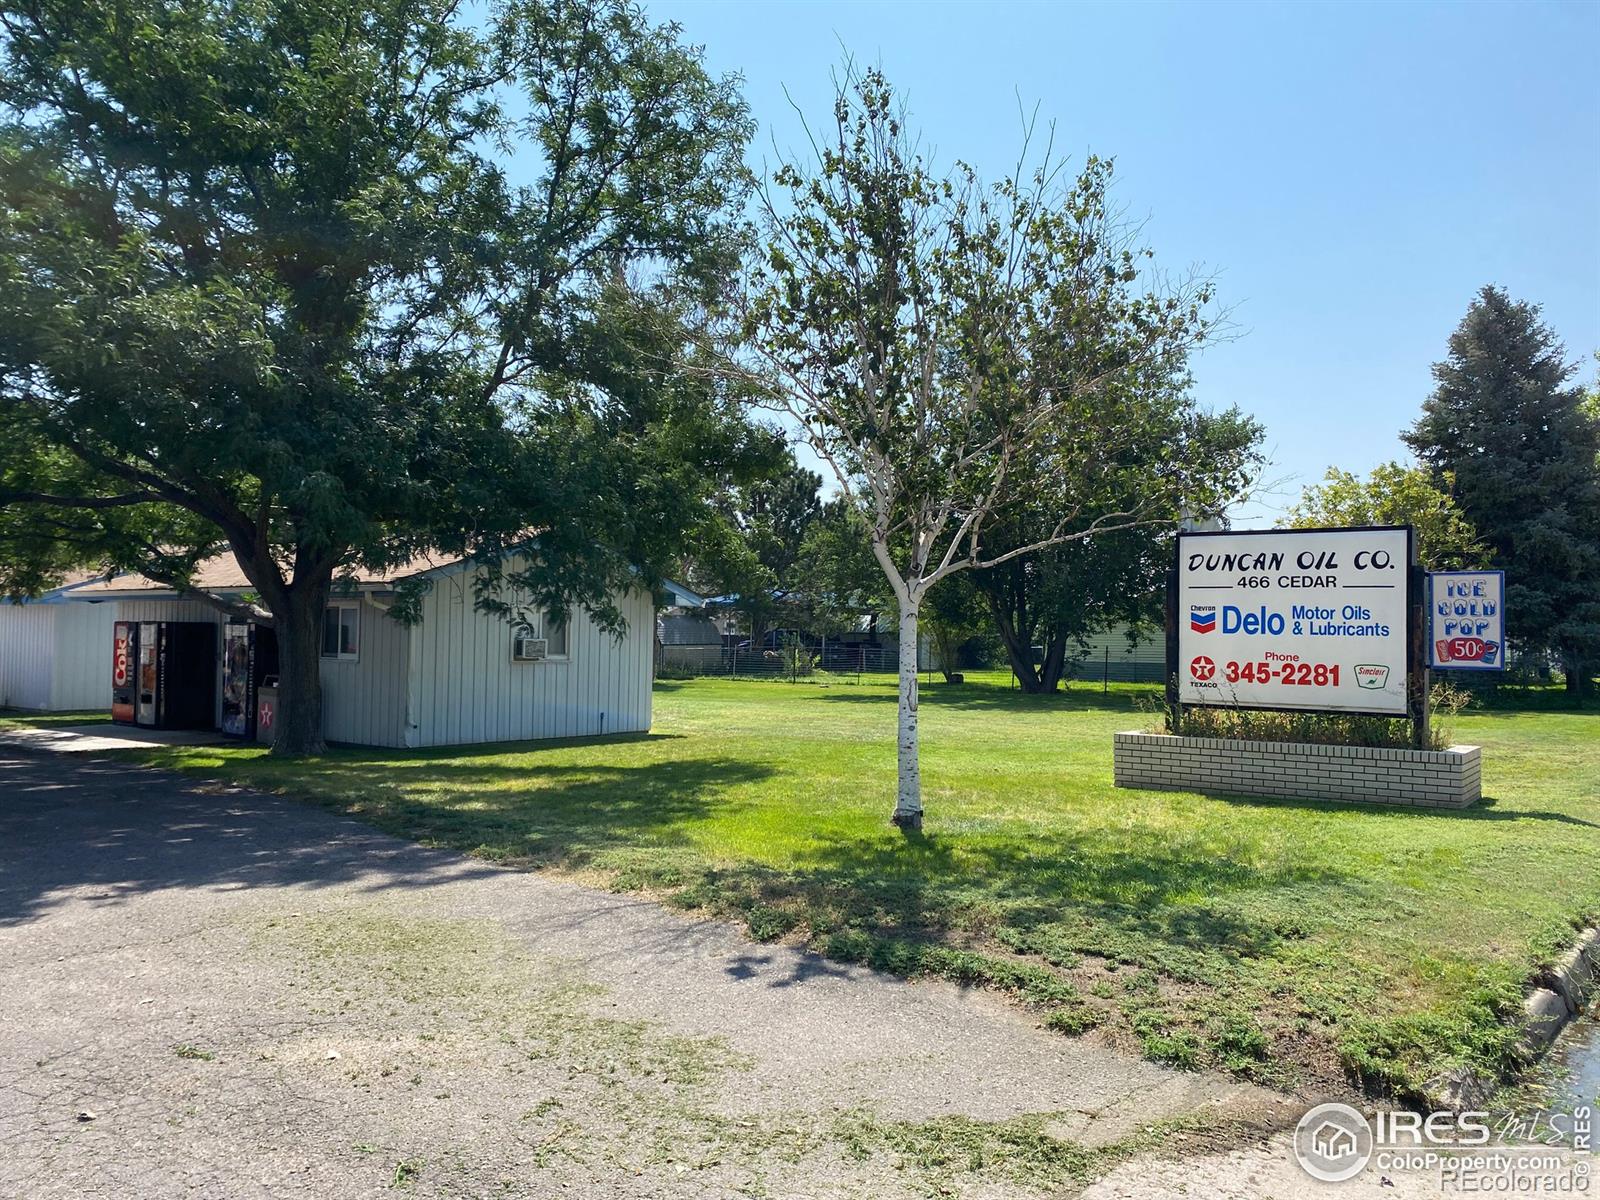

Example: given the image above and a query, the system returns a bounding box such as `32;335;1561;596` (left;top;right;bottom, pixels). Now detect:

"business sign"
1176;526;1413;715
1428;570;1504;670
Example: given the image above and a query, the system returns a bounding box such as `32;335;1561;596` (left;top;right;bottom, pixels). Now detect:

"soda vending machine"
221;622;279;739
111;621;138;724
110;621;218;729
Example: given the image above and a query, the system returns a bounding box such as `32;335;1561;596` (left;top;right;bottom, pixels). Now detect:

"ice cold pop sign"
1428;570;1505;671
1175;527;1413;716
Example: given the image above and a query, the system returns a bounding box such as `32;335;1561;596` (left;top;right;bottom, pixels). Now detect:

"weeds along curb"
1428;927;1600;1111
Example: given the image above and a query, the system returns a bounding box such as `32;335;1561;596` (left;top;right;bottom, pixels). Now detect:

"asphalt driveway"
0;752;1287;1199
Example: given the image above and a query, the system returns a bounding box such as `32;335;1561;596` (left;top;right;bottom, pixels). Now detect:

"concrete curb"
1541;928;1600;1014
1428;926;1600;1111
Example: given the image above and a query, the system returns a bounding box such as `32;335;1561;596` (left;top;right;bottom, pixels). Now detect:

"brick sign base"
1113;732;1481;809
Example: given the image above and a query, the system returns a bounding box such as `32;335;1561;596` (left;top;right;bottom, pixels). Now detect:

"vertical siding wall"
321;600;409;747
409;568;653;748
50;603;117;709
0;605;56;710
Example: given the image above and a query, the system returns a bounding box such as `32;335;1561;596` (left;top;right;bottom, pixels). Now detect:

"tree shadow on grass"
246;741;1354;977
325;729;686;760
219;752;776;868
657;819;1357;988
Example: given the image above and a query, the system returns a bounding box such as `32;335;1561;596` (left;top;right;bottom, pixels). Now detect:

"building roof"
63;552;466;599
659;579;706;609
59;553;703;613
1;568;112;604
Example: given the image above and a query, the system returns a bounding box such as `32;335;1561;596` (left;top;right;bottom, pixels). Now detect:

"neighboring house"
656;591;724;674
52;553;656;748
1072;624;1167;684
0;575;118;711
698;591;924;670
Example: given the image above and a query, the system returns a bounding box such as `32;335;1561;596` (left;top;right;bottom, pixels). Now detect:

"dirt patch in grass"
243;906;1220;1197
584;856;1356;1098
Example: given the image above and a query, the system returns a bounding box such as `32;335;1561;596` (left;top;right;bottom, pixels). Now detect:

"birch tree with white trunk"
746;66;1233;830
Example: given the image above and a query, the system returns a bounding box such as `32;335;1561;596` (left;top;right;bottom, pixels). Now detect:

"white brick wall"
1112;732;1481;809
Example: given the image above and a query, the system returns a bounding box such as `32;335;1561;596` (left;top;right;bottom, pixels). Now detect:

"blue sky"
642;0;1599;524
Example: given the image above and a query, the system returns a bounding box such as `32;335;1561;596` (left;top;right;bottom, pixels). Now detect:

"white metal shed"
0;579;118;711
55;553;655;748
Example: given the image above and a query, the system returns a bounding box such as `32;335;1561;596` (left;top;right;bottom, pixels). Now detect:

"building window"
321;603;360;660
509;612;570;662
544;612;569;658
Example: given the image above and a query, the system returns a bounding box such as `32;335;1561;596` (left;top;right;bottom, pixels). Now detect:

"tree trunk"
1037;632;1069;693
931;624;958;682
986;591;1048;693
1565;661;1592;699
892;599;922;830
272;582;330;756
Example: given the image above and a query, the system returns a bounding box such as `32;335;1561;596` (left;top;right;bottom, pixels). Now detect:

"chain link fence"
657;641;921;684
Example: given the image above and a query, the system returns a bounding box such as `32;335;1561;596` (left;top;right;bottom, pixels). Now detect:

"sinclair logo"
1189;605;1216;635
1354;664;1390;690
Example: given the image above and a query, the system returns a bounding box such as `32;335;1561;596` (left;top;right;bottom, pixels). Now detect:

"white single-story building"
0;576;119;711
31;553;656;748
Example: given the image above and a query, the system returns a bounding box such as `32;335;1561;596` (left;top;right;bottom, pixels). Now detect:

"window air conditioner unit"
513;635;548;662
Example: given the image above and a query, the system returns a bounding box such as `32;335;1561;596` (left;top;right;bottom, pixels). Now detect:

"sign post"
1164;564;1180;733
1174;526;1413;718
1408;559;1430;750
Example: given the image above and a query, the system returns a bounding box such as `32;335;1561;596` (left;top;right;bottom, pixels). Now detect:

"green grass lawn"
0;709;111;728
59;673;1600;1100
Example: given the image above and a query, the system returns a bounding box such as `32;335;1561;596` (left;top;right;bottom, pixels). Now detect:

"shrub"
1145;680;1474;750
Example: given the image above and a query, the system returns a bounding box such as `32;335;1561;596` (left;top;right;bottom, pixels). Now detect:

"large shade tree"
0;0;765;751
975;406;1261;694
1403;287;1600;695
746;66;1247;828
1283;462;1487;572
787;496;889;647
683;455;821;645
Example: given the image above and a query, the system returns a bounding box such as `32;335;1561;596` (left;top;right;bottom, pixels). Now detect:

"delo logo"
1189;605;1216;634
1221;605;1286;636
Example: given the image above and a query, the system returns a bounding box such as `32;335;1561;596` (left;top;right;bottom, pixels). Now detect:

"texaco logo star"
1190;655;1216;681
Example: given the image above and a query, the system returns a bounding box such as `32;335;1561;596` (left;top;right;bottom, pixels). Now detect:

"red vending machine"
111;621;138;724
